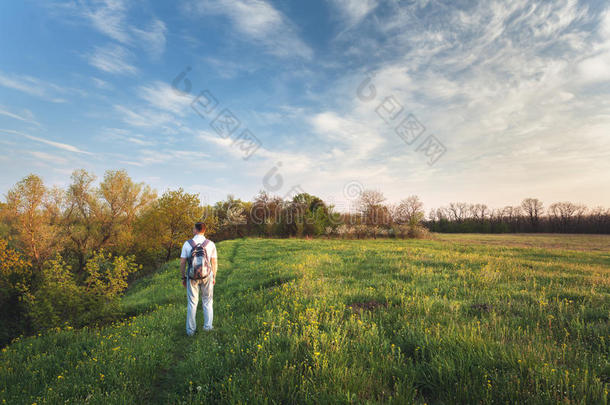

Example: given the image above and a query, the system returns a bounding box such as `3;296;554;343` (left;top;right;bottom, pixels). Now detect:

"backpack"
187;239;212;280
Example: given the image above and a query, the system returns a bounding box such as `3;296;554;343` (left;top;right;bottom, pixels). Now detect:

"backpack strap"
187;239;196;248
201;239;212;278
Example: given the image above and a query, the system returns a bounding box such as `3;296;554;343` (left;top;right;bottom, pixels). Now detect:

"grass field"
1;234;609;404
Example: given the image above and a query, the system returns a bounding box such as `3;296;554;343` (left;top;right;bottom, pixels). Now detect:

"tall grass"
1;236;608;404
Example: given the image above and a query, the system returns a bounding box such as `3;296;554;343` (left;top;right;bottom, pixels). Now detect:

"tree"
139;189;202;261
357;190;387;225
394;195;424;224
521;198;543;229
251;191;284;236
5;174;60;268
62;170;101;271
548;202;586;232
0;238;32;344
447;202;469;222
98;170;156;254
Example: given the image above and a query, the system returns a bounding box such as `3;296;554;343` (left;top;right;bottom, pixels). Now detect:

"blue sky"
1;0;609;211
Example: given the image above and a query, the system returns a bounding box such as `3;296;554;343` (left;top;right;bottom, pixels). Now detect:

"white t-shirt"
180;234;217;260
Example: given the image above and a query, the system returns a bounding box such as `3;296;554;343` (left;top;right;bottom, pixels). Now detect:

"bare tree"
448;202;468;221
521;198;544;229
357;190;387;225
548;201;587;232
394;195;424;224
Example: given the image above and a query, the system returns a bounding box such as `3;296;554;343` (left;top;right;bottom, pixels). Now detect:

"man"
180;222;218;335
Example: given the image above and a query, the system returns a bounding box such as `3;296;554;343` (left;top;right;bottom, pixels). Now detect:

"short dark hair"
194;222;206;233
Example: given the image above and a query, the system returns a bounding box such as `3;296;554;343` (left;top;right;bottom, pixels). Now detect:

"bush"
24;255;83;331
24;251;141;332
0;239;32;345
407;224;430;239
85;250;141;299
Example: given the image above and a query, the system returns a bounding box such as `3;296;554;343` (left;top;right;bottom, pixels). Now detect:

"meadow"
1;234;608;404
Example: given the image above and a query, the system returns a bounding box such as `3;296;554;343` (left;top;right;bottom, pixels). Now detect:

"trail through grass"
1;235;608;404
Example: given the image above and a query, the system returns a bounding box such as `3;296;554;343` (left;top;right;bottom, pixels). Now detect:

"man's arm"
211;257;218;280
180;258;187;286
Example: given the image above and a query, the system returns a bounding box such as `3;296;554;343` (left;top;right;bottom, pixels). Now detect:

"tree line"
1;170;608;345
427;198;610;234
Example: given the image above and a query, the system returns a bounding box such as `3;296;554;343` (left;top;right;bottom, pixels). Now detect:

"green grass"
1;235;609;404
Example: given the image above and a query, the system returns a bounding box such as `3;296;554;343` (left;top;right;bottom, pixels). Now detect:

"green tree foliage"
97;170;156;256
2;169;608;346
5;174;61;268
0;238;32;344
137;188;202;262
24;251;140;332
85;250;140;299
62;169;101;271
23;255;82;331
62;170;156;271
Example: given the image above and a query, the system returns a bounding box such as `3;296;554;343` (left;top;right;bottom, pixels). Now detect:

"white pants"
186;277;213;335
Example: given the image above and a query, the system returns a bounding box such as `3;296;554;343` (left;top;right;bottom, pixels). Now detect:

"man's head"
193;222;206;235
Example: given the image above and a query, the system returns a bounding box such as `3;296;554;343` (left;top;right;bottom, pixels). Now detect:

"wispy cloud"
0;129;92;155
92;77;112;89
184;0;313;59
307;0;610;205
113;80;192;130
328;0;377;27
99;127;157;146
82;0;131;43
117;148;209;167
0;70;68;102
132;18;168;59
51;0;168;67
114;105;174;128
137;81;192;115
87;44;138;75
577;8;610;83
0;106;40;126
29;151;68;165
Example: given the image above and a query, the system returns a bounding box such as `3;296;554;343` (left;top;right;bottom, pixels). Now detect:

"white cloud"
99;128;157;146
113;80;193;130
309;111;384;158
0;106;39;126
0;70;69;102
29;151;68;165
114;105;175;128
88;44;137;75
137;81;192;115
184;0;312;59
82;0;131;43
578;52;610;83
0;129;92;155
119;148;209;166
576;7;610;84
261;0;610;207
92;77;112;89
73;0;168;57
132;18;168;59
51;0;168;65
328;0;377;27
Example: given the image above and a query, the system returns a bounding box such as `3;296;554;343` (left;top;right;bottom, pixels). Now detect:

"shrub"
407;224;430;239
0;239;32;345
24;251;141;332
85;250;141;299
24;255;83;331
